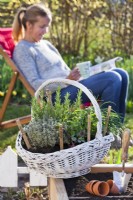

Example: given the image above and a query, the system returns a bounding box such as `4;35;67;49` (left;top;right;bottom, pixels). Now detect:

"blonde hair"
12;3;52;43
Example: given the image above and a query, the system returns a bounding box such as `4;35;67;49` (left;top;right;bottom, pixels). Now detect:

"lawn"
0;102;31;154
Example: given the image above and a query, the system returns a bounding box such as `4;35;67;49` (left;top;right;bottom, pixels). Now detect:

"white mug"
76;61;91;79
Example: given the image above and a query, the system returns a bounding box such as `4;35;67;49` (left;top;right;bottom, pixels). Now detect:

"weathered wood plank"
69;196;133;199
49;178;69;200
91;163;133;173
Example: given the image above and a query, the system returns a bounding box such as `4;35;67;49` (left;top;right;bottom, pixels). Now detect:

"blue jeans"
53;68;129;122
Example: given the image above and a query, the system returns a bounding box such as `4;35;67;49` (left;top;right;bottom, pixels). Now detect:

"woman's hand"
67;67;81;81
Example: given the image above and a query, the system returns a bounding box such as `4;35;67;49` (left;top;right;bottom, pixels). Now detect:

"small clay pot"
85;180;98;194
107;179;120;194
92;181;110;197
107;179;114;189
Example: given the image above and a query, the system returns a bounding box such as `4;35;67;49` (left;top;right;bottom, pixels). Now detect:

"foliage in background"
103;148;126;165
116;57;133;112
0;57;32;103
0;0;40;28
0;0;133;107
48;0;133;59
1;0;133;59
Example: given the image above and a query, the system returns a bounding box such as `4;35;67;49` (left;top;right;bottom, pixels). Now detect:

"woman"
12;3;129;122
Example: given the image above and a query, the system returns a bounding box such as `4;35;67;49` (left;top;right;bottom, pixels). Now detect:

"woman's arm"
13;45;46;91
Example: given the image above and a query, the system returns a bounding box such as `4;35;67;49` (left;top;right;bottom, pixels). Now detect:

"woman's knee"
113;68;129;83
106;71;122;86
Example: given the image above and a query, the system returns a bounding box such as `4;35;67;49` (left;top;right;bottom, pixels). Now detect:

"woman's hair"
12;3;52;43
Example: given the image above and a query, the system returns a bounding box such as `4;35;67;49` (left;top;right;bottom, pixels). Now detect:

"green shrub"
117;57;133;112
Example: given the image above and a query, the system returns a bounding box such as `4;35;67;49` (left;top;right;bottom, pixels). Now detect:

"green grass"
124;113;133;163
124;113;133;131
103;113;133;164
0;102;31;154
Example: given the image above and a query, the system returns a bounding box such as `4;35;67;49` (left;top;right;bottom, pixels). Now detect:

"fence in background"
0;146;47;187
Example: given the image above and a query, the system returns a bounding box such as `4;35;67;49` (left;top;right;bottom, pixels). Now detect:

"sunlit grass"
103;113;133;164
103;146;133;164
0;102;30;154
125;113;133;131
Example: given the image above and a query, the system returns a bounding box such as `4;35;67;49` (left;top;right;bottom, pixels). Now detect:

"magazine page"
90;57;123;76
76;57;123;79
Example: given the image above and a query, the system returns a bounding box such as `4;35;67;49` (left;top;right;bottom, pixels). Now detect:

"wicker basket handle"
35;78;103;141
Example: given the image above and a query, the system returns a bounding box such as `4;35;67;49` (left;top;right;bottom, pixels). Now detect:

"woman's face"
27;16;51;42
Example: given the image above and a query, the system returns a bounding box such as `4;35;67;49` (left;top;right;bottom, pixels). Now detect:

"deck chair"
0;28;35;129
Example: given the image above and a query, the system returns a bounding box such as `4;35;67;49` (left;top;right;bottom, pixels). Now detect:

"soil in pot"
22;139;84;154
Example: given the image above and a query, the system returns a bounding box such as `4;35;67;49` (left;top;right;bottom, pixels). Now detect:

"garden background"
0;0;133;162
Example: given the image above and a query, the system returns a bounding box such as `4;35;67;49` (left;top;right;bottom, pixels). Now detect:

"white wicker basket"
16;78;114;178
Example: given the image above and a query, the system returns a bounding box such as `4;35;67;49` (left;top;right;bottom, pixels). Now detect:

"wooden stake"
59;124;64;150
103;106;112;136
24;182;31;200
16;119;31;149
46;89;52;106
87;114;91;141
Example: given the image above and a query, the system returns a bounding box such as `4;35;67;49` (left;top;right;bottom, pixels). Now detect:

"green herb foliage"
25;88;123;152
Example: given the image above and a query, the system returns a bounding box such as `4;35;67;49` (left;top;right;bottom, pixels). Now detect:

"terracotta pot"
92;181;110;196
85;180;98;194
107;179;114;189
107;179;120;194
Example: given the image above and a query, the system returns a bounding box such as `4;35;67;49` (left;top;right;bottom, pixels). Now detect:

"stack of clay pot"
85;179;120;197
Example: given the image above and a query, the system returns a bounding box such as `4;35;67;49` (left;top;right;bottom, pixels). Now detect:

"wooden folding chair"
0;28;35;129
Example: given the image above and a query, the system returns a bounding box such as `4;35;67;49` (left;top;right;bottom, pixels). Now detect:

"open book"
76;57;123;79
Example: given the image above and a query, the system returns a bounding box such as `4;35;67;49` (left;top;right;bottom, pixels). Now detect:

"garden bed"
0;171;133;199
64;172;133;200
